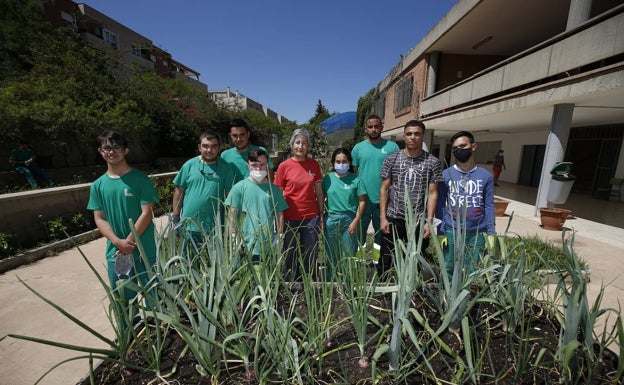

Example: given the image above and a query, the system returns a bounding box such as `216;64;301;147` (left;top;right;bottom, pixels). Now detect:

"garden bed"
83;282;618;385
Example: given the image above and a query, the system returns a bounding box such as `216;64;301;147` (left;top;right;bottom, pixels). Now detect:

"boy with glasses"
87;130;158;327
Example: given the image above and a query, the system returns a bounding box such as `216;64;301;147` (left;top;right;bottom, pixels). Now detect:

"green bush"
0;232;19;260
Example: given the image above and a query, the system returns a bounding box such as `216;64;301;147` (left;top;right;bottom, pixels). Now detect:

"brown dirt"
89;284;621;385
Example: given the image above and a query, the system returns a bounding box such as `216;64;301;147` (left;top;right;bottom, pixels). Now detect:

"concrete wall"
0;172;176;247
422;13;624;116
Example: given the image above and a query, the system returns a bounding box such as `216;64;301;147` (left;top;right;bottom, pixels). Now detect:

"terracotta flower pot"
494;199;510;217
539;207;571;231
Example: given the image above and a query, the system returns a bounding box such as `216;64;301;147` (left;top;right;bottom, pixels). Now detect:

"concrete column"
426;51;440;97
566;0;593;31
535;104;575;214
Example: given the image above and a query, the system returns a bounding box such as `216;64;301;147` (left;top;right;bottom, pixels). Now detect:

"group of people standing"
86;116;498;321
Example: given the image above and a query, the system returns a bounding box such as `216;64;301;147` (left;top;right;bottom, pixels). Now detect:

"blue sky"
82;1;457;123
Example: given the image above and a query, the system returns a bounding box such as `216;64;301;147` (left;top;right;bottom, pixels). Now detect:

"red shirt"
274;157;322;220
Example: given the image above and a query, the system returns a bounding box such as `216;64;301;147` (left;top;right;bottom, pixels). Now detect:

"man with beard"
351;115;399;254
221;119;274;183
172;130;235;253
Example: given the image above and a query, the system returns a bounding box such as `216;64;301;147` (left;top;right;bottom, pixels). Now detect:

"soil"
87;284;621;385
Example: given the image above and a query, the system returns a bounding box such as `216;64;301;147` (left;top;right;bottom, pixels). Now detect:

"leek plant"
553;232;623;384
337;254;380;368
299;268;341;374
251;285;307;384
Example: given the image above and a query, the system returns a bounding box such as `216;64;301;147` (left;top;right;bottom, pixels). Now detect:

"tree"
308;99;331;126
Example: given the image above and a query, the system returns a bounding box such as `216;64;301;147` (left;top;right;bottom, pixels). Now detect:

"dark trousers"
379;217;430;276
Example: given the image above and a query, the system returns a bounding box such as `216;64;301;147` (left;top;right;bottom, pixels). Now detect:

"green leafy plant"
43;217;67;241
0;232;19;260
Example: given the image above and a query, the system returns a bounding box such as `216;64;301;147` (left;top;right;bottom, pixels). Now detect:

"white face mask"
334;163;350;175
250;170;267;182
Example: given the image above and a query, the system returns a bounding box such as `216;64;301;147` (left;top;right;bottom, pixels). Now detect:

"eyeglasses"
100;145;123;153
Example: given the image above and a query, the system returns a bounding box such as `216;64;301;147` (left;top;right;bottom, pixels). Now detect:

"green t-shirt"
173;157;235;233
225;178;288;256
10;147;32;166
322;172;367;214
220;145;274;182
351;139;399;203
87;168;159;263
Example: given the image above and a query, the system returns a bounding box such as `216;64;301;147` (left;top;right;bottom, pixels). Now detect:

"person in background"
351;115;399;253
438;131;495;278
220;119;274;182
172;130;235;253
9;140;54;189
274;128;324;281
87;130;158;328
321;148;367;280
225;149;287;263
379;120;442;276
492;149;505;186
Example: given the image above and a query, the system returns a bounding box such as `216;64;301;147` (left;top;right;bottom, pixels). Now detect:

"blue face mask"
334;163;350;175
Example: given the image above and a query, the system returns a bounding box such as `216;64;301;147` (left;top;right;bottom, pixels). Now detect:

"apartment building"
42;1;290;126
209;87;290;124
372;0;624;212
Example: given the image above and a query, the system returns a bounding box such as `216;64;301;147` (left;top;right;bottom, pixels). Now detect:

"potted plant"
539;207;571;230
494;198;510;217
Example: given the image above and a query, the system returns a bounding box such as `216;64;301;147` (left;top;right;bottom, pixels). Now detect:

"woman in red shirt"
274;129;324;281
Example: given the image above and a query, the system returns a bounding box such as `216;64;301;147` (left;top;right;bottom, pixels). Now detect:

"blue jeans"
283;217;320;281
324;211;358;280
444;230;486;279
357;200;381;246
107;253;155;330
14;165;53;188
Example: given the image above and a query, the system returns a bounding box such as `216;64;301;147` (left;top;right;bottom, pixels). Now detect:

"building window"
60;11;74;25
102;29;117;47
373;95;386;119
150;54;156;62
394;75;413;113
162;60;169;68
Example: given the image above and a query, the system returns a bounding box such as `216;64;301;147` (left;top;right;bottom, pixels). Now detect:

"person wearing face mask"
437;131;495;279
321;148;367;280
225;149;287;263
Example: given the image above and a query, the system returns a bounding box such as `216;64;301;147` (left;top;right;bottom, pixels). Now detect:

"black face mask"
453;148;472;163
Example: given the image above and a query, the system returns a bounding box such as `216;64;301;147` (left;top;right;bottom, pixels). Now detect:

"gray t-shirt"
381;150;442;220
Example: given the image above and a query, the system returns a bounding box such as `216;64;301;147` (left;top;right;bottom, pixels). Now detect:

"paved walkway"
0;204;623;385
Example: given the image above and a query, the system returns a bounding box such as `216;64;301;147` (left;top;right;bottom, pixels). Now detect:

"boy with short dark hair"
87;130;158;319
438;130;495;278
